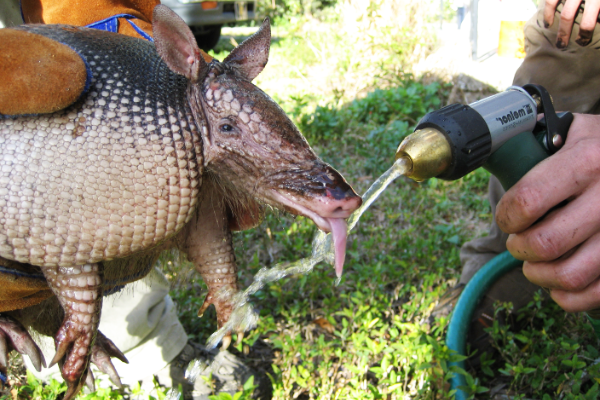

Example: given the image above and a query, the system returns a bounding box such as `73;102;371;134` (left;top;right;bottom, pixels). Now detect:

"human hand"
544;0;600;47
496;113;600;312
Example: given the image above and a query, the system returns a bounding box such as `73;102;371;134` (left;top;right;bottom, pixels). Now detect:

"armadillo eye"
220;124;234;133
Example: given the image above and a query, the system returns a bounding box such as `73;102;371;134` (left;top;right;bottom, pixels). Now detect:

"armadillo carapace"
0;27;200;267
0;5;361;398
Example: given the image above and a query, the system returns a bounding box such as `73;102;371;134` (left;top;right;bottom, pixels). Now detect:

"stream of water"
205;156;412;349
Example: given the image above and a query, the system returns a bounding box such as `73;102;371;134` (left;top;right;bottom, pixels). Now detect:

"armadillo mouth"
271;190;348;277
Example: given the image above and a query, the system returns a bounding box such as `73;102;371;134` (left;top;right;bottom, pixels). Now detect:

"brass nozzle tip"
395;128;452;182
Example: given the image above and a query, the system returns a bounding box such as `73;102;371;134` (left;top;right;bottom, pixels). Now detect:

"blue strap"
19;0;25;24
86;15;119;33
126;19;153;41
86;13;153;42
0;265;45;280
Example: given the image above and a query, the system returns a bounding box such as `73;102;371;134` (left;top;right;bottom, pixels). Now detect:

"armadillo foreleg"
179;183;239;347
42;263;103;398
195;228;238;327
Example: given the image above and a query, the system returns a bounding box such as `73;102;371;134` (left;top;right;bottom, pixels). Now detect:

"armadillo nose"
324;184;362;218
321;194;361;219
313;165;362;217
314;168;354;198
329;194;362;218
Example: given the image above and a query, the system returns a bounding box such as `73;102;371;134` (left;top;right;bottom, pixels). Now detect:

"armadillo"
0;5;361;398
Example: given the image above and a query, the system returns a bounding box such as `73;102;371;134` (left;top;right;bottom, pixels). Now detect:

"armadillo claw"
220;329;251;350
50;318;96;398
198;289;241;350
197;297;211;318
235;331;245;347
0;334;6;378
0;314;46;374
197;289;235;328
221;334;232;350
90;331;128;388
198;297;233;350
198;297;234;350
85;369;95;392
62;378;86;400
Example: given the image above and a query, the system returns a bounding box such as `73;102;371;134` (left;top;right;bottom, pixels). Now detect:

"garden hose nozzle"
395;84;573;190
395;127;451;182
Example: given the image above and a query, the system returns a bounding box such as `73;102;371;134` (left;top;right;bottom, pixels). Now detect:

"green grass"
5;1;600;399
206;84;599;399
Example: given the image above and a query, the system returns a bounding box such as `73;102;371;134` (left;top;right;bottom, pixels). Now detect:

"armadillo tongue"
328;218;348;278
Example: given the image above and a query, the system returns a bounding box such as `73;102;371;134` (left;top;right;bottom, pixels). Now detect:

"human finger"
556;0;584;48
544;0;561;28
521;230;600;292
549;280;600;312
496;140;599;235
576;0;600;45
504;175;600;262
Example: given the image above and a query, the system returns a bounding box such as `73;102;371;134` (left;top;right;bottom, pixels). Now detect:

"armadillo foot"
51;313;96;399
198;287;241;349
42;263;103;400
90;331;128;388
0;314;46;378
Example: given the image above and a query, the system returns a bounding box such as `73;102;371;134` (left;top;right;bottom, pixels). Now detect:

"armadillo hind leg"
179;184;239;348
0;314;46;380
41;263;105;399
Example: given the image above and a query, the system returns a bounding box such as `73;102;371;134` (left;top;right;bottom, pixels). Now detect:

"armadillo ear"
152;5;208;82
223;17;271;81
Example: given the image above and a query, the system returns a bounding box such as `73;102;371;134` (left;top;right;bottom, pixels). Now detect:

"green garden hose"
446;251;522;400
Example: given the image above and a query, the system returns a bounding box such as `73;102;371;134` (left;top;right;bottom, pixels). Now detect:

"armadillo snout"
315;167;362;218
322;189;362;218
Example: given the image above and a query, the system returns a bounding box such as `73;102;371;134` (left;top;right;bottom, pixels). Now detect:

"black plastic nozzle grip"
415;103;491;180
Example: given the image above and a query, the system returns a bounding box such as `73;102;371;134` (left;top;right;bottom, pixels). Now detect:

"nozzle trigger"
523;84;573;153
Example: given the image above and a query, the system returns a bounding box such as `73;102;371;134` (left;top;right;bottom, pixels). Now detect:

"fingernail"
544;20;550;28
576;30;593;46
556;39;566;49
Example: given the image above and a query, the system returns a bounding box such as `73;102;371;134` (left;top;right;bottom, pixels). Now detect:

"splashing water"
205;156;412;349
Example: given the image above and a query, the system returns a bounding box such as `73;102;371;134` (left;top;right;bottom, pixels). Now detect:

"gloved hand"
1;0;213;116
0;28;88;115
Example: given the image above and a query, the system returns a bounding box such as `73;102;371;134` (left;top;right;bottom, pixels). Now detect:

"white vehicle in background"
161;0;258;51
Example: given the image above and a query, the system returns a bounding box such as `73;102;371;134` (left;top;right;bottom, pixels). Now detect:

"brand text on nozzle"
495;104;534;125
